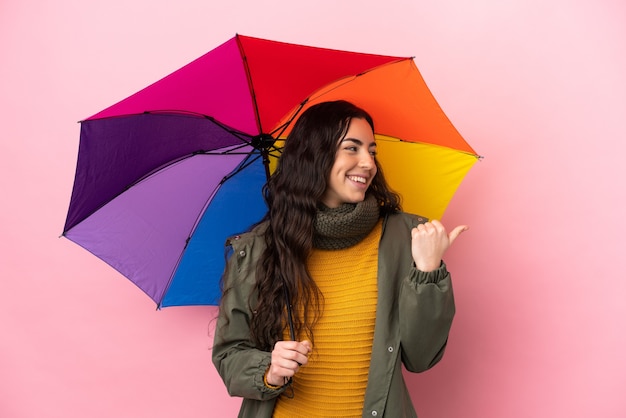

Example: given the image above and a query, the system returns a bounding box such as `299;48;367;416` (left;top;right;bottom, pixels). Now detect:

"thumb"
448;225;469;245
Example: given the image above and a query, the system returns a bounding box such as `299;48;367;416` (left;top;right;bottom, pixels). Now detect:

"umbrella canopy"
63;34;479;308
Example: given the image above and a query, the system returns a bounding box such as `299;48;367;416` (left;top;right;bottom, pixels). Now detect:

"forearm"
399;262;456;372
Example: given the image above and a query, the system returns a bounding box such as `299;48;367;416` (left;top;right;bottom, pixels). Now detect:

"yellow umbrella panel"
375;134;478;220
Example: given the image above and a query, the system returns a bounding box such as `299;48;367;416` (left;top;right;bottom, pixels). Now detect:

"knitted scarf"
313;194;381;250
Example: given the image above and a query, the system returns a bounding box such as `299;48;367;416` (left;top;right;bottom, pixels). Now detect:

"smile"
348;175;367;184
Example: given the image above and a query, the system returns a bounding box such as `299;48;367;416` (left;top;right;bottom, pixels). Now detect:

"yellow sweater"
273;220;382;418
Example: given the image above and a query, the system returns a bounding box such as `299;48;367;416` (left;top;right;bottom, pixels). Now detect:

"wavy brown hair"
244;100;402;350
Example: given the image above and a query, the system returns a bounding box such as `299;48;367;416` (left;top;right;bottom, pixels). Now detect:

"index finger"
275;340;299;350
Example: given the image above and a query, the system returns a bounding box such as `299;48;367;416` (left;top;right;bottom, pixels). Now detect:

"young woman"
212;100;467;417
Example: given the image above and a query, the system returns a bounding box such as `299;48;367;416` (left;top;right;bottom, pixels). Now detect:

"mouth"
347;175;368;184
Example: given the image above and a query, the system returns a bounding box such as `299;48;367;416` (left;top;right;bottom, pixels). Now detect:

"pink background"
2;0;625;417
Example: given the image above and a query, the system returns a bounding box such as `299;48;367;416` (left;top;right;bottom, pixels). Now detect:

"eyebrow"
341;138;377;147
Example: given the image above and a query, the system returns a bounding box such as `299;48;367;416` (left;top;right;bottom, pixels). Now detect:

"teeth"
348;176;366;184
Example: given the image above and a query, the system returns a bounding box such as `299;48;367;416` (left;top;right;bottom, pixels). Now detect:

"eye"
369;149;378;157
344;145;358;152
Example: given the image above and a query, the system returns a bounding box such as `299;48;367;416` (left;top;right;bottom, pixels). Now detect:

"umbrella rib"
212;143;254;154
142;110;280;156
89;109;261;149
236;35;264;134
299;58;415;110
124;110;282;161
223;152;263;182
63;151;201;237
100;110;259;147
270;101;307;140
265;58;412;140
375;135;482;159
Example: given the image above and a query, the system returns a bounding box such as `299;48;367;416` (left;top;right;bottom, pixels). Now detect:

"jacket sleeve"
211;237;287;400
399;261;456;373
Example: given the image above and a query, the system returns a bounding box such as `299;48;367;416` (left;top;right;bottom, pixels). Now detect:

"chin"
348;196;366;204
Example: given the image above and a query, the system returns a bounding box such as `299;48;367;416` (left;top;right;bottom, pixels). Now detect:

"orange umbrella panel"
273;58;480;220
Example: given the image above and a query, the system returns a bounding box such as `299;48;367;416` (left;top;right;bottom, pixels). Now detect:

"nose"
359;151;375;169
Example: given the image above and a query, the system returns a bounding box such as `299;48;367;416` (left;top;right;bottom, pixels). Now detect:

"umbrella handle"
283;284;296;341
282;284;297;399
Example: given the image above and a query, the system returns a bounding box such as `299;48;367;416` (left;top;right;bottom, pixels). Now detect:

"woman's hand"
411;220;468;272
265;340;312;386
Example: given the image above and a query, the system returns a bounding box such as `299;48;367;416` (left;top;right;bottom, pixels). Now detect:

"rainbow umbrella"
62;34;479;308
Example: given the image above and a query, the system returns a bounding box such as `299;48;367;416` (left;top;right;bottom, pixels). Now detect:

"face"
321;117;378;208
